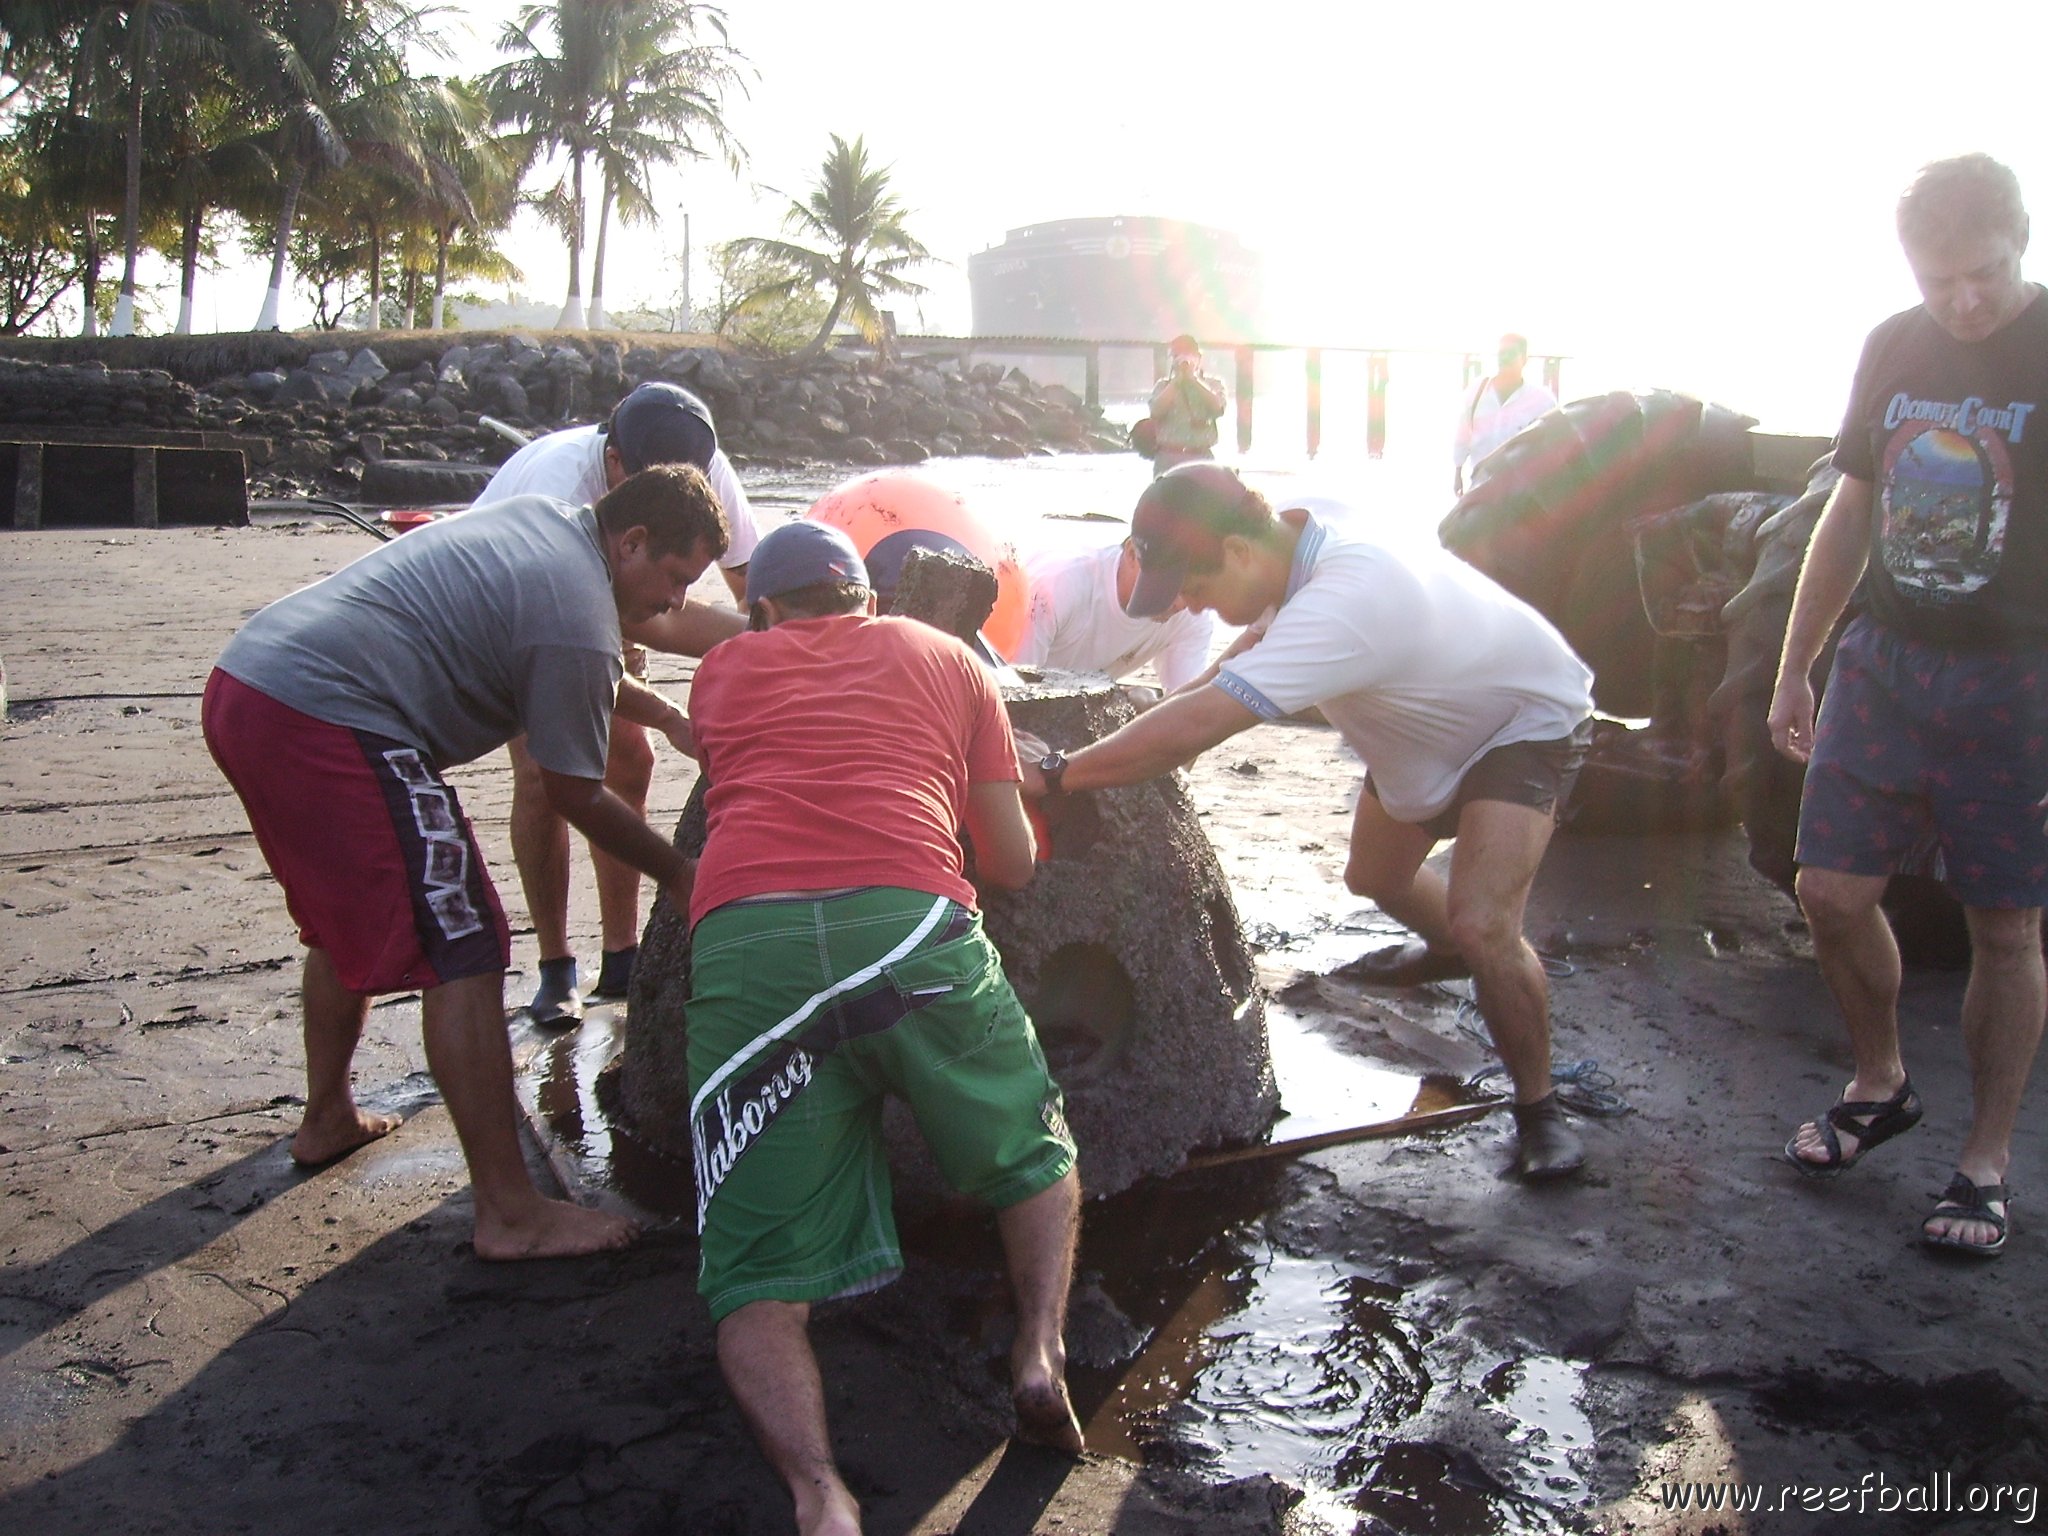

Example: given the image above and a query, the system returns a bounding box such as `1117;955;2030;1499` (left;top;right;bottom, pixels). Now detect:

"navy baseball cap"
1124;462;1255;618
745;521;869;606
606;382;717;473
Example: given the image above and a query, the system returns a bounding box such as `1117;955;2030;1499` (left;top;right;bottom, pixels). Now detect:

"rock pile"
0;333;1127;501
0;356;204;430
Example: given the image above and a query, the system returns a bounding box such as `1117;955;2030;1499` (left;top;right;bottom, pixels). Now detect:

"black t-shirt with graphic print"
1837;286;2048;648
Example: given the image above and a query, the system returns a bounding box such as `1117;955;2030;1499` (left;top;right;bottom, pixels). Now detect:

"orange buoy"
805;470;1029;659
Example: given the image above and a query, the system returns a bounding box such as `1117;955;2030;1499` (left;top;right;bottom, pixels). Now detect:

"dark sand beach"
3;519;2043;1533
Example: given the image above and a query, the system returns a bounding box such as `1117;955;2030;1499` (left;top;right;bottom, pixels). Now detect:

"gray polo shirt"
217;495;622;777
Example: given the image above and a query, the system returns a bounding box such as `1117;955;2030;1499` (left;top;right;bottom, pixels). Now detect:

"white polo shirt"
1215;499;1592;823
1016;541;1216;690
477;422;760;568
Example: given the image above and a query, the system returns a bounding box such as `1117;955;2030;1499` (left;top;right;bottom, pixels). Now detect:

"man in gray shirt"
205;465;727;1260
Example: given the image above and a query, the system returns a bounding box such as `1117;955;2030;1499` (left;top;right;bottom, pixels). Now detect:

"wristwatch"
1036;749;1068;798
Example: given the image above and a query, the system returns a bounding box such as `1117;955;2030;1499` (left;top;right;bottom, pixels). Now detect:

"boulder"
617;549;1276;1201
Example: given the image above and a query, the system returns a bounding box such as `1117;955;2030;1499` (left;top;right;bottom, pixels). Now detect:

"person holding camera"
1145;334;1229;475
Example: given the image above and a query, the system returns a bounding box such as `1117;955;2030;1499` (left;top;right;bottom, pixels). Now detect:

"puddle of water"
512;1009;698;1220
1264;997;1427;1139
1485;1355;1595;1502
1149;1246;1429;1486
515;968;1584;1533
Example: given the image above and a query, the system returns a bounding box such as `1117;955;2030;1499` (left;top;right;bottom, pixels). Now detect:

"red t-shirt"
686;614;1021;927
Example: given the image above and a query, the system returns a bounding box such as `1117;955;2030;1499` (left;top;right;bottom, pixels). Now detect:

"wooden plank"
0;424;271;458
133;447;159;528
13;440;41;529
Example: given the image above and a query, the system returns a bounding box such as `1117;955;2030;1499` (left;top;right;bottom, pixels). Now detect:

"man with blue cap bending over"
478;383;760;1024
683;521;1083;1535
1019;463;1596;1180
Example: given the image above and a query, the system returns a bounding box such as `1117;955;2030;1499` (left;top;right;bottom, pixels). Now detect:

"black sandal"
1783;1078;1922;1178
1923;1173;2010;1258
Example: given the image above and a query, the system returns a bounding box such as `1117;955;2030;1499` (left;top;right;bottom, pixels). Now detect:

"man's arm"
1025;684;1258;796
1767;473;1875;763
718;564;749;604
612;674;697;757
1188;373;1227;420
539;767;693;912
625;600;746;657
963;780;1037;890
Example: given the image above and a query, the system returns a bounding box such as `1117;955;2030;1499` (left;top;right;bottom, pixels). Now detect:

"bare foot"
1923;1172;2009;1255
1013;1377;1085;1456
290;1108;402;1168
472;1198;640;1261
793;1478;862;1536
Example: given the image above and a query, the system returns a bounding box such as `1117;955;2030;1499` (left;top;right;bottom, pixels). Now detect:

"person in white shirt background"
1451;333;1559;495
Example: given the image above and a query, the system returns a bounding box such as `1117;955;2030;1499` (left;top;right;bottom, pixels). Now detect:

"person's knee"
1445;895;1523;964
715;1297;812;1357
607;724;655;796
1965;907;2044;967
1344;855;1409;904
1795;867;1882;933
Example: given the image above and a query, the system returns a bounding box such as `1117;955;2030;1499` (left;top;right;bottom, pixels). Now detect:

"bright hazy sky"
199;0;2048;434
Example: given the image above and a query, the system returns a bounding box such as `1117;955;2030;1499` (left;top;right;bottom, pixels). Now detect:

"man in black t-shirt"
1770;154;2046;1258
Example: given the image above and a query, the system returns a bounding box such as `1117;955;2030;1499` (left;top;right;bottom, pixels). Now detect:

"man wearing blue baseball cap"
1021;462;1597;1181
475;383;761;1024
682;520;1085;1531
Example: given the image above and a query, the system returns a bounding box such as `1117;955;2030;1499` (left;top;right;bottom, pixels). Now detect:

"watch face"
1039;752;1064;772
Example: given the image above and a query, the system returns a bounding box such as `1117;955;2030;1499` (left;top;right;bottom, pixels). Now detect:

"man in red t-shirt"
683;521;1083;1536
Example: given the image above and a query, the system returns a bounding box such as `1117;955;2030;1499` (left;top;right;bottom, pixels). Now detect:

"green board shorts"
687;886;1076;1323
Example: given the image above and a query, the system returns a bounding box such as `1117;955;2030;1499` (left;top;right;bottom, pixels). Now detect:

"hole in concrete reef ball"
1028;941;1136;1082
1208;896;1255;1004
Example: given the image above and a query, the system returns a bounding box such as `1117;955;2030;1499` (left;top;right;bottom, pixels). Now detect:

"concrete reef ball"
619;673;1279;1204
806;469;1029;658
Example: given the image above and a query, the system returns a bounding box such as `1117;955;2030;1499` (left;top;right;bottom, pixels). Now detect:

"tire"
360;458;494;507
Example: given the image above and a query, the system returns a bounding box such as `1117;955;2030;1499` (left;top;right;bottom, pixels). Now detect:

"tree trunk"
80;216;101;337
431;227;449;330
175;203;202;335
400;265;418;330
365;217;381;329
113;0;152;337
798;284;851;361
557;149;586;329
588;173;614;330
256;161;306;331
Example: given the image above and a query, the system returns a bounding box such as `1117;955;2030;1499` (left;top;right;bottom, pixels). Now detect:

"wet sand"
2;522;2043;1534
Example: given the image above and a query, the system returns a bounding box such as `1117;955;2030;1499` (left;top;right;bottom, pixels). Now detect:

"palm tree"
486;0;744;330
405;77;518;329
731;133;932;360
482;0;609;329
6;0;125;334
160;77;274;333
244;0;449;331
584;0;744;328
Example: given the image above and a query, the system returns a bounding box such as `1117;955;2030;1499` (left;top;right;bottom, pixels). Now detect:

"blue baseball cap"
745;521;870;606
606;382;717;473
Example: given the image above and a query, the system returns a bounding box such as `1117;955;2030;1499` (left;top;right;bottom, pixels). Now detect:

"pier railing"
885;335;1565;459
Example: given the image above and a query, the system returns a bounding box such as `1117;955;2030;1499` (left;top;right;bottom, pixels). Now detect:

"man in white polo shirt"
1021;463;1596;1179
1015;536;1216;694
477;383;757;1023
